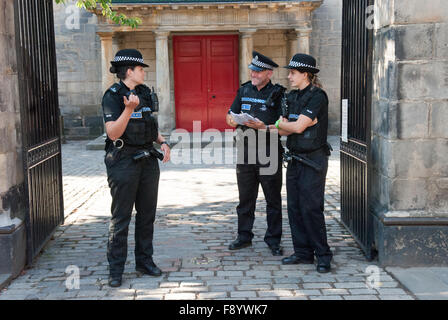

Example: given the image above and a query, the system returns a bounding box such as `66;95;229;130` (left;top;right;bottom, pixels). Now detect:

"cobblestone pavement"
0;137;416;300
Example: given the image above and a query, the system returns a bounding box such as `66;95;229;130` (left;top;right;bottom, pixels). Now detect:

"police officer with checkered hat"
102;49;171;287
269;53;333;273
225;51;286;256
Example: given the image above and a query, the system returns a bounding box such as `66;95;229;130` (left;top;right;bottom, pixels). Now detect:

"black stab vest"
106;82;158;148
286;86;328;154
239;82;280;126
236;82;283;163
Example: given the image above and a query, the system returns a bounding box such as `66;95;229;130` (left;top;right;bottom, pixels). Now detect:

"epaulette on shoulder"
107;82;123;94
309;85;326;97
241;80;252;87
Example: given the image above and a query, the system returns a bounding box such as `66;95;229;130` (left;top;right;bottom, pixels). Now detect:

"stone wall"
0;0;25;227
53;0;103;140
253;29;289;87
118;32;157;88
310;0;342;136
371;0;448;266
0;0;27;288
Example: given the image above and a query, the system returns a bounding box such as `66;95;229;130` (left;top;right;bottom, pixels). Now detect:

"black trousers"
286;151;332;265
105;150;160;276
235;163;282;246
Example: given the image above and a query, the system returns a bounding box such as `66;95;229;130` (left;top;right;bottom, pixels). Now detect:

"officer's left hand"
244;118;265;130
160;143;171;163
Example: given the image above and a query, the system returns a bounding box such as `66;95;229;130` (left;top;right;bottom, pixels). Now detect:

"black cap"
110;49;149;68
284;53;319;74
248;51;279;71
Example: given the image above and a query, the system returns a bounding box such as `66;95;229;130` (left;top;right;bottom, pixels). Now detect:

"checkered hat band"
114;56;144;64
251;58;273;69
288;60;315;69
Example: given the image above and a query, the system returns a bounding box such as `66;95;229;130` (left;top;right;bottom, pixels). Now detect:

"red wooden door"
173;35;239;131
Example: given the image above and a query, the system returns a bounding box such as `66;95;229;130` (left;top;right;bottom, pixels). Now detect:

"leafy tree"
54;0;141;28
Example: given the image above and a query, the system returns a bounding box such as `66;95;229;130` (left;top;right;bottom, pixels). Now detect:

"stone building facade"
54;0;342;138
371;0;448;265
53;2;103;140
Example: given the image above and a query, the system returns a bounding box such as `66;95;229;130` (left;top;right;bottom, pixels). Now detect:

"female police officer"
269;53;333;273
102;49;171;287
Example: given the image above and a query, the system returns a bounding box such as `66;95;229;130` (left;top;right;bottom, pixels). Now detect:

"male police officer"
226;51;285;256
102;49;171;287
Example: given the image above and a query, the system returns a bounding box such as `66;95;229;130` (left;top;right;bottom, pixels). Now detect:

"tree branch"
54;0;141;28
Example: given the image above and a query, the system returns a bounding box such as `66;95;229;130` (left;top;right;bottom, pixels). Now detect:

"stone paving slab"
386;267;448;300
0;137;416;300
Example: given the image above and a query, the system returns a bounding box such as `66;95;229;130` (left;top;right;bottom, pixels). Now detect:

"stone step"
86;134;106;150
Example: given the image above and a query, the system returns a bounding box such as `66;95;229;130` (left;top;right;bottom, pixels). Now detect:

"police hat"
110;49;149;68
284;53;320;74
248;51;279;72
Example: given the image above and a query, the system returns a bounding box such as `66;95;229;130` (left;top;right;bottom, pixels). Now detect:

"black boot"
136;259;162;277
281;254;314;265
268;245;283;256
228;239;252;250
108;274;122;287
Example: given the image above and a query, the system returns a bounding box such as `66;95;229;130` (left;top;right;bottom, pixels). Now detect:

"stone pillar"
0;0;27;289
287;30;299;60
286;27;311;90
239;29;256;84
98;32;115;93
295;27;312;54
154;30;173;133
112;35;120;57
371;0;448;266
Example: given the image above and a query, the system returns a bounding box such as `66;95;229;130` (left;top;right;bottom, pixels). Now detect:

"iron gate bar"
340;0;374;260
14;0;64;265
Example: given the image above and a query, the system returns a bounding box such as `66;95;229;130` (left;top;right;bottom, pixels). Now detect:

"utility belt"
283;143;332;172
288;142;333;157
111;139;150;153
109;139;163;161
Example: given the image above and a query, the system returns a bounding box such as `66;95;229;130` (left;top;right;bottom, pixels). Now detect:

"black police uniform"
284;83;333;266
229;80;284;248
102;80;160;277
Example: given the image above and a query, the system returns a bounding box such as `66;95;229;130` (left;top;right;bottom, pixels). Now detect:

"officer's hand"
123;94;140;111
280;116;288;123
244;118;265;130
160;143;171;163
228;117;238;127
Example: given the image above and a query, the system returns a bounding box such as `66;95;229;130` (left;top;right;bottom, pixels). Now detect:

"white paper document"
341;99;348;143
230;111;258;125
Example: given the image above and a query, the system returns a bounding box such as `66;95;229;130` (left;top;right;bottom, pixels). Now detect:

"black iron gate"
340;0;375;260
14;0;64;264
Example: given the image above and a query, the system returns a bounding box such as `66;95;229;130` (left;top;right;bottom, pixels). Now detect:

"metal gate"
14;0;64;264
340;0;375;260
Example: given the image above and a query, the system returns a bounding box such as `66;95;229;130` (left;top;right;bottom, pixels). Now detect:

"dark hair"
109;65;136;80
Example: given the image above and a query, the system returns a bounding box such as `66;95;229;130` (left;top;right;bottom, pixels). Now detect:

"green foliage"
54;0;142;28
